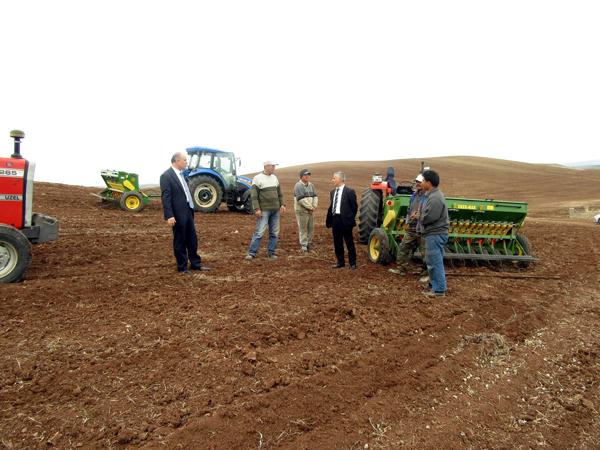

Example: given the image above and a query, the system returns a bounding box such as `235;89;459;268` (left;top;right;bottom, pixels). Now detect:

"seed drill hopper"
94;170;159;212
365;194;535;267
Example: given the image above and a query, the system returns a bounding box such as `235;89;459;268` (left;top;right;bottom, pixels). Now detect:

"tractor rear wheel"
0;225;32;283
515;233;532;268
119;191;145;212
368;228;393;264
189;176;223;213
358;189;382;244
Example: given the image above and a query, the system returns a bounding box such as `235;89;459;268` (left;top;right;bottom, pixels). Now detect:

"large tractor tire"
119;191;145;212
189;176;223;213
358;189;382;244
368;228;393;265
515;233;532;268
0;225;32;283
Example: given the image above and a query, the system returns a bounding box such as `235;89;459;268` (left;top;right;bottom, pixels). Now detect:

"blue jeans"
248;210;280;256
424;234;448;293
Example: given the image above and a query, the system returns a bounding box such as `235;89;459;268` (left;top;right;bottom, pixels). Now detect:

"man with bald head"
160;152;209;274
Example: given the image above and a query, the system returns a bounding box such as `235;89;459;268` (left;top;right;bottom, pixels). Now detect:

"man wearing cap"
419;169;449;298
389;173;427;276
245;161;286;260
294;169;318;252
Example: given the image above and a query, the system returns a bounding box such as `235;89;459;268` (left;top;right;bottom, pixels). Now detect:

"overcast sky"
2;0;599;186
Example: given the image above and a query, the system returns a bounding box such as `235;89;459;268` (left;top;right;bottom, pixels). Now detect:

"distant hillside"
251;156;600;217
564;160;600;169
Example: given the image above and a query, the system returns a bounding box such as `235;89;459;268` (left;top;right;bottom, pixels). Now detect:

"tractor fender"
185;168;225;189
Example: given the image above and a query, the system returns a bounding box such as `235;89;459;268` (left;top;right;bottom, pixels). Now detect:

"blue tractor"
184;147;253;213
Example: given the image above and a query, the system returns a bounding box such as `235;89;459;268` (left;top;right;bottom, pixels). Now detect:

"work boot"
422;290;446;298
418;275;430;285
388;267;406;276
267;254;278;260
244;254;255;261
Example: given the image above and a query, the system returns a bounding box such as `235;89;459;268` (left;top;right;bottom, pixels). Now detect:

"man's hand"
280;205;286;214
167;217;176;227
255;208;262;218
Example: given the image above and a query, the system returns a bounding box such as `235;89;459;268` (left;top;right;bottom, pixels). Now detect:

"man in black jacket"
326;171;358;269
160;152;209;274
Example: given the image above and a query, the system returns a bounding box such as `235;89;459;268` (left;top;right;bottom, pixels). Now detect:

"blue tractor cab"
184;147;252;213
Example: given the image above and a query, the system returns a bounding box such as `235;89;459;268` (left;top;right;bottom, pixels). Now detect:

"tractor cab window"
188;154;199;170
213;153;234;175
197;153;213;169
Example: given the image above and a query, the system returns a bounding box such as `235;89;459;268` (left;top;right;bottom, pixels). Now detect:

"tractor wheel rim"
195;185;217;208
126;196;140;209
0;241;18;278
369;236;380;259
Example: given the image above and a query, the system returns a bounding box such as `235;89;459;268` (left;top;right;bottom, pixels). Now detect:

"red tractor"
0;130;58;282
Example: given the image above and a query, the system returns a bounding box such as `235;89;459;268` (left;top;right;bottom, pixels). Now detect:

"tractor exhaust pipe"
10;130;25;159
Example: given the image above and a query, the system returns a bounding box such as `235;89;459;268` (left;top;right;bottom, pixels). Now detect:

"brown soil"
1;157;599;449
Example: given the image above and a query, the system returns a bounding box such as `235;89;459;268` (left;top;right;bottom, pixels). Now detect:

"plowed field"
1;157;599;449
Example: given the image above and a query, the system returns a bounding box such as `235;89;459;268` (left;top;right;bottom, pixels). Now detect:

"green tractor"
359;174;535;267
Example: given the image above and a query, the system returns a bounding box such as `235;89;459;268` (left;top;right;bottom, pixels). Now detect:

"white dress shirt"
333;184;345;214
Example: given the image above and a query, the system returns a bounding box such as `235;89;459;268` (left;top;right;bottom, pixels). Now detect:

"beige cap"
415;174;425;183
263;161;277;166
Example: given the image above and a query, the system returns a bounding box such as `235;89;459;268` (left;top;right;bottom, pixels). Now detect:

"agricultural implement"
360;174;535;267
93;170;160;212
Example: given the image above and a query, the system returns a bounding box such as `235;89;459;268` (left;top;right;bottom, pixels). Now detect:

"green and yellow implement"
93;170;159;212
364;194;535;267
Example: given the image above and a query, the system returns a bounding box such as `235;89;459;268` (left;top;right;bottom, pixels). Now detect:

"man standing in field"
419;169;449;297
326;171;358;269
160;152;209;274
293;169;318;252
389;173;427;276
245;161;286;260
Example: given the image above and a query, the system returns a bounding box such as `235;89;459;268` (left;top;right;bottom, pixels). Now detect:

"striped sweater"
250;172;285;211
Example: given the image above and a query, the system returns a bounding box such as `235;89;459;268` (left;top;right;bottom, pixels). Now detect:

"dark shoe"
422;290;446;298
244;254;255;261
179;270;193;275
191;266;210;272
332;263;345;269
349;265;356;270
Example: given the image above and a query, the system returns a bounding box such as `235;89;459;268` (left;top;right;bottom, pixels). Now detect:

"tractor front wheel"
120;191;145;212
368;228;393;265
358;189;382;244
189;176;223;213
0;225;32;283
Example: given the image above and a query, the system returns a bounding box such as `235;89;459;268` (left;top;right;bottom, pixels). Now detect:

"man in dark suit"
326;171;358;269
160;152;209;274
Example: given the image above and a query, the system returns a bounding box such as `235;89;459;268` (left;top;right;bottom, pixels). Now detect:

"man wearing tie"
160;152;209;274
326;171;358;269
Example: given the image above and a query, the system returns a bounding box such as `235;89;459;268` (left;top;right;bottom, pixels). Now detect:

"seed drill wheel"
358;189;382;244
368;228;393;264
119;191;145;212
189;176;223;213
0;225;32;283
515;233;532;268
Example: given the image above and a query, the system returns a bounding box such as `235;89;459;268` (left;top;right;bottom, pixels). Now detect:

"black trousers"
332;216;356;266
172;208;201;271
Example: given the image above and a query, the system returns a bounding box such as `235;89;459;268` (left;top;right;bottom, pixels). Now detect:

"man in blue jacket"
160;152;209;274
419;170;449;297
